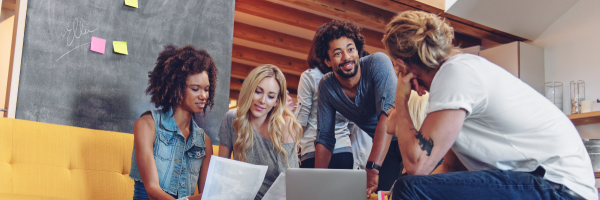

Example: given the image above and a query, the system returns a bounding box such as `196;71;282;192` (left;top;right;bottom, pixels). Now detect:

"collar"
159;107;178;132
160;107;204;148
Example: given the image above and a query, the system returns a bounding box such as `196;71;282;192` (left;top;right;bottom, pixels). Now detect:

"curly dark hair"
146;45;218;114
313;20;365;70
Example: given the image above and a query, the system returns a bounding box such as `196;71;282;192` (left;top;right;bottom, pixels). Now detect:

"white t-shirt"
428;53;597;200
294;68;352;160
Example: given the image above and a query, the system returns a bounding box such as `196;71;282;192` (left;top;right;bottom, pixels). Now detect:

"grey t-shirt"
218;110;299;200
316;52;397;152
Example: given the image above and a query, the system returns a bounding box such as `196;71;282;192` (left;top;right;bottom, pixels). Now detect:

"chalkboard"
16;0;234;143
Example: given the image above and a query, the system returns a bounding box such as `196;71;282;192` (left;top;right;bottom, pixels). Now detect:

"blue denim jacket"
130;108;206;197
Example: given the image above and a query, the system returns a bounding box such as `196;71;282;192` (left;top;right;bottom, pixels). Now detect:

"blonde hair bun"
382;11;458;72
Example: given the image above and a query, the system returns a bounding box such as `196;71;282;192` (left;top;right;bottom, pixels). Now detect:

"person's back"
431;53;596;199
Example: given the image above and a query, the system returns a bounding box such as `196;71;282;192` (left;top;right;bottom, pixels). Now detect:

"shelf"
568;111;600;126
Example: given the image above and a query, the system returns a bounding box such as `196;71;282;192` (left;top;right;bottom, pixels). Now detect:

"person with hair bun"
129;45;219;200
218;64;303;200
384;10;597;200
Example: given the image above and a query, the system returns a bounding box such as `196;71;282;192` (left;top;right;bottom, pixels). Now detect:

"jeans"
391;168;580;200
133;181;178;200
300;152;354;169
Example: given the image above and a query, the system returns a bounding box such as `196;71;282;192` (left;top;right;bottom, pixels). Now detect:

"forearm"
199;136;212;193
395;105;442;175
314;143;332;168
145;184;177;200
138;157;176;200
367;114;393;166
396;105;437;175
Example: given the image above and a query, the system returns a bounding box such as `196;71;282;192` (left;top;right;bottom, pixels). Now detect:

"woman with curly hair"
129;45;218;200
218;64;303;200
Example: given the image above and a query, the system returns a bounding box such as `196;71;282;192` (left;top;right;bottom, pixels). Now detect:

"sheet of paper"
262;172;286;200
90;36;106;54
113;41;128;55
125;0;138;8
202;156;268;200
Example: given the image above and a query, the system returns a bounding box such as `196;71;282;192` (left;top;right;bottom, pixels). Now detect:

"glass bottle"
545;82;563;110
578;80;585;105
570;81;579;114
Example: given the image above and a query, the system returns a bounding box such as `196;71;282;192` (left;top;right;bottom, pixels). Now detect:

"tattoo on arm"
412;128;434;156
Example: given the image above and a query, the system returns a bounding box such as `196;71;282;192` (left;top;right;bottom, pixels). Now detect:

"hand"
396;72;413;106
366;168;380;197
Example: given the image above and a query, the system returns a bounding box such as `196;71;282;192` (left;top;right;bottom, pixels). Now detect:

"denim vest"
130;108;206;197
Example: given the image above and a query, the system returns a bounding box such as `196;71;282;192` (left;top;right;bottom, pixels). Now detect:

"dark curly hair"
313;20;365;70
146;45;218;114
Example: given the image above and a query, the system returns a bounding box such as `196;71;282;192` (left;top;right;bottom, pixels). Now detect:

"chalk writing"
56;42;90;62
60;18;98;46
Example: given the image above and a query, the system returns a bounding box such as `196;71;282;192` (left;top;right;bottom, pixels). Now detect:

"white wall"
533;0;600;139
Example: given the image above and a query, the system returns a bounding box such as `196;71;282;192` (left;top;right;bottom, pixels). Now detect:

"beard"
334;60;359;79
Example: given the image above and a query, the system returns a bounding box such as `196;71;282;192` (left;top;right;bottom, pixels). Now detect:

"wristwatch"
366;161;381;171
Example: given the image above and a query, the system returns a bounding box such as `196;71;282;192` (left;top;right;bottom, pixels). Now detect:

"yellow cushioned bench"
0;117;218;200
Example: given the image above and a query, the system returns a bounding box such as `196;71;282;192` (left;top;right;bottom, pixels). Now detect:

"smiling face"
324;36;360;79
179;71;210;113
249;76;280;120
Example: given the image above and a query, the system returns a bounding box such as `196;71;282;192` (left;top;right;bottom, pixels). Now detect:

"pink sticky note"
90;36;106;54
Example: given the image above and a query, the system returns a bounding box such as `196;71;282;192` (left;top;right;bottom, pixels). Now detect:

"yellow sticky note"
125;0;138;8
113;41;128;55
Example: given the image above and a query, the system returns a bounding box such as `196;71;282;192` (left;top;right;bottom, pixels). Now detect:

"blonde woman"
384;11;596;200
218;64;302;200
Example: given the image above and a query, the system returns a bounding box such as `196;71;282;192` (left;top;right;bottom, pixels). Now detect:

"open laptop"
286;168;366;200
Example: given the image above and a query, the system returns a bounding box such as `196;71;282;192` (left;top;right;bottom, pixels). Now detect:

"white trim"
6;0;27;119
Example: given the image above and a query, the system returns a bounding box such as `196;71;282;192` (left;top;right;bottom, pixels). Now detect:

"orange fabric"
0;117;219;200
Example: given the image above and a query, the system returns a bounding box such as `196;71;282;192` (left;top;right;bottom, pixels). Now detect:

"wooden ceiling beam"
278;0;394;31
235;0;386;49
234;22;312;54
231;62;301;89
229;90;240;100
230;78;244;91
232;44;308;76
360;0;527;43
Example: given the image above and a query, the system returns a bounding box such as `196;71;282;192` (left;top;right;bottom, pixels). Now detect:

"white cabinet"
479;41;545;93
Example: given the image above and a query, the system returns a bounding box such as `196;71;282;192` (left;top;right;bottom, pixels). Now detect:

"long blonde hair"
232;64;303;166
382;11;460;72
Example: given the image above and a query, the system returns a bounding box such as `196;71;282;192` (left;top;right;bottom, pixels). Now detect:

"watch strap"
366;161;381;171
